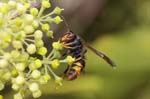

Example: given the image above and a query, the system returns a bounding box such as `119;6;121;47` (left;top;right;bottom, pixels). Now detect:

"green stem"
38;6;45;17
25;38;35;43
26;34;34;37
47;65;58;78
42;60;52;64
23;40;29;46
41;11;54;19
40;17;53;22
26;69;32;78
21;46;25;52
44;65;48;75
47;49;54;59
59;60;67;63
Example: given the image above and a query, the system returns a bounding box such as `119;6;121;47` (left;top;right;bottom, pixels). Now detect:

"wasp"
59;18;116;80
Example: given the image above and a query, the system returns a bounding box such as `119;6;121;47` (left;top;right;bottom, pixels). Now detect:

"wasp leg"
64;40;79;46
61;65;70;79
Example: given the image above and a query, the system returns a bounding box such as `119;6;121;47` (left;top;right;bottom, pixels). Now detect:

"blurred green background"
2;0;150;99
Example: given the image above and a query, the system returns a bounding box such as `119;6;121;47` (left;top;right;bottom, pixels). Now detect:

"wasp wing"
86;44;116;68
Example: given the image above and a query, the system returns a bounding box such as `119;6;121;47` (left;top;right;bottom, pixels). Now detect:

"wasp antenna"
60;15;70;32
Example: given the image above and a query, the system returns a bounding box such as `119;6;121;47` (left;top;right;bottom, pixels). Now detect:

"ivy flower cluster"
0;0;74;99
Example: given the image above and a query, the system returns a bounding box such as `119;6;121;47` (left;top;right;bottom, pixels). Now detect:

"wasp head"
59;31;76;43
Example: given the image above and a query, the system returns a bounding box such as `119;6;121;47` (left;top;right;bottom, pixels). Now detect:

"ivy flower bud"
15;75;25;85
2;72;11;82
42;1;51;8
4;34;12;42
53;16;63;24
35;59;42;68
17;3;26;13
37;47;47;56
52;42;62;50
24;25;34;34
24;3;30;9
3;53;11;60
8;1;16;9
41;24;50;32
39;75;51;84
0;6;8;14
31;70;41;79
29;63;36;70
17;31;26;40
35;40;44;47
0;59;8;68
55;76;63;86
24;14;34;24
15;63;26;72
11;50;20;59
0;95;3;99
11;69;19;78
14;93;23;99
29;83;39;92
53;7;64;15
34;30;43;40
32;90;42;98
12;83;19;91
27;44;36;54
20;52;29;62
51;59;60;69
30;8;38;16
43;75;51;81
32;20;39;29
15;17;22;26
12;40;22;49
46;31;54;38
66;56;75;65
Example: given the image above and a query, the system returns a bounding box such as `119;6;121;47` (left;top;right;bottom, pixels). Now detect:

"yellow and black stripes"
59;31;86;80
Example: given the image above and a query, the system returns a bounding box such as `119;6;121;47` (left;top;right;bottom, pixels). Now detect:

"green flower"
0;59;8;68
31;70;41;79
14;93;23;99
51;59;60;69
34;30;43;40
53;16;63;24
30;8;39;16
24;25;35;34
27;44;36;54
15;75;25;85
53;7;64;15
29;83;39;92
32;90;42;98
37;47;47;56
42;1;51;8
41;23;50;32
52;42;63;50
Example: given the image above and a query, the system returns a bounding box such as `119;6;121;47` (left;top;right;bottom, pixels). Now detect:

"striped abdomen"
59;31;86;80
